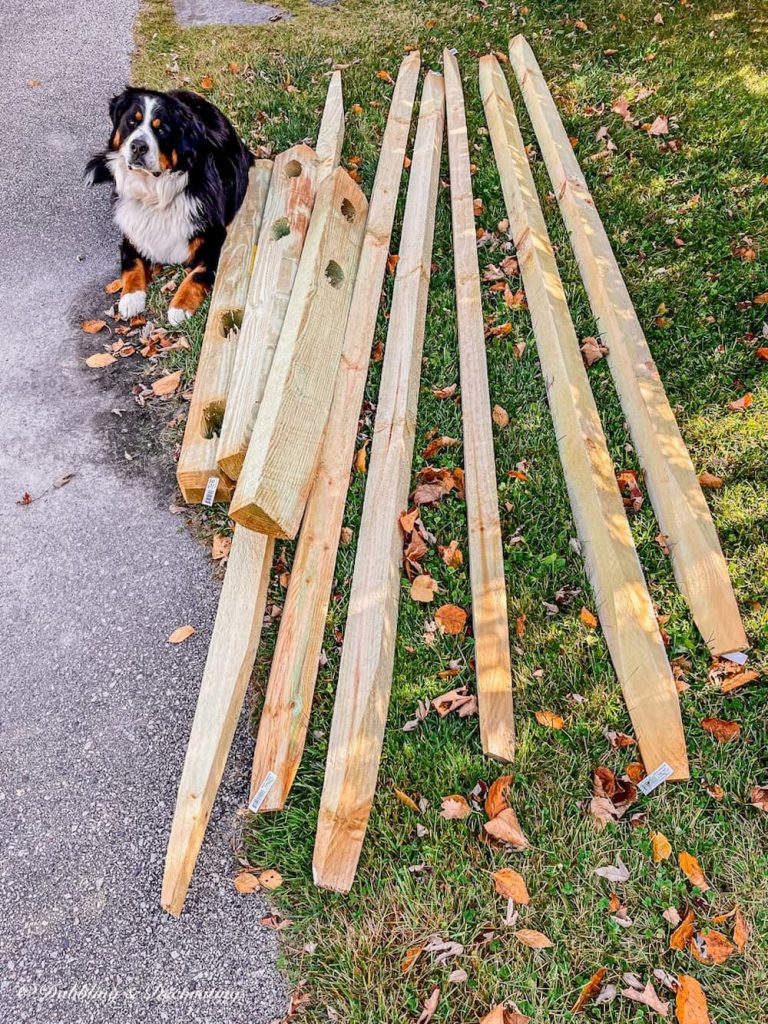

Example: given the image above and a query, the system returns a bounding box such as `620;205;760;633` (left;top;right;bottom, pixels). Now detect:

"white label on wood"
202;476;219;506
637;762;674;795
248;771;278;812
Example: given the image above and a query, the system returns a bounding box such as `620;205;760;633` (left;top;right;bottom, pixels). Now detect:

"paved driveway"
0;3;285;1021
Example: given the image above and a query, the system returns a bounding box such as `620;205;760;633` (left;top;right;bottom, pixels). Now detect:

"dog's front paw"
167;306;192;327
119;290;147;319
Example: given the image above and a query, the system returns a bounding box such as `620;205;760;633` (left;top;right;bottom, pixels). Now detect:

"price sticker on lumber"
638;762;673;796
202;476;219;506
248;771;277;813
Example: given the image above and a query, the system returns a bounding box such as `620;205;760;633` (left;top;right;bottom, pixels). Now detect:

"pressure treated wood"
216;145;320;481
443;49;515;763
161;526;274;916
177;161;273;503
249;51;420;813
509;35;746;658
480;55;688;780
313;72;446;892
229;168;368;538
316;71;345;186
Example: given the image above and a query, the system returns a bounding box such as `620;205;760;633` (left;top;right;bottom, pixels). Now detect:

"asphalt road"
0;3;286;1021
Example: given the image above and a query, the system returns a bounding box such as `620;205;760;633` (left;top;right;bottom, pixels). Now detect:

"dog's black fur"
86;87;253;322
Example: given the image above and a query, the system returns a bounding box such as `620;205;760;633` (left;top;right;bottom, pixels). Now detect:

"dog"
86;87;253;324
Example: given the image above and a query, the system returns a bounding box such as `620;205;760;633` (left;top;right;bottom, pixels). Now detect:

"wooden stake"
176;161;273;503
216;144;319;481
443;49;515;763
161;526;274;916
316;71;345;185
313;72;446;892
480;55;688;779
229;168;368;538
249;51;420;813
509;35;747;658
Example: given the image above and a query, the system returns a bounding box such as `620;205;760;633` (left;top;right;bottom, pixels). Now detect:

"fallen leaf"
411;574;439;603
234;871;260;893
652;832;673;863
432;686;473;717
621;979;669;1016
698;471;723;489
701;717;740;743
394;788;420;814
439;539;463;567
484;807;530;848
679;852;709;890
492;404;510;427
432;383;457;399
211;533;231;561
648;114;669;136
340;525;353;545
423;435;460;459
152;370;182;396
435;604;467;635
354;442;368;473
168;624;195;644
376;68;395;84
579;606;598;629
733;907;749;951
728;393;753;413
594;857;630;883
616;469;644;511
493;868;530;904
572;967;608;1012
515;928;553;949
480;1006;530;1024
605;729;636;749
749;785;768;811
535;709;564;729
485;774;513;818
401;945;423;972
720;669;758;693
670;909;696;950
200;75;214;89
754;291;768;304
259;869;283;890
663;907;682;928
440;794;471;819
581;336;608;366
260;912;292;930
447;968;468;984
82;319;107;333
702;781;725;800
417;983;440;1022
626;761;647;783
675;975;709;1024
690;929;735;965
86;352;117;368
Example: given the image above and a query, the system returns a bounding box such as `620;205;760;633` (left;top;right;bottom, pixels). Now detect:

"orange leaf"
435;604;467;635
652;831;672;863
733;907;749;951
394;788;420;814
259;869;283;890
571;967;607;1012
514;928;553;949
754;291;768;304
85;352;117;368
535;709;564;729
440;794;471;819
211;533;231;561
410;574;438;603
376;69;395;84
670;909;696;949
579;606;598;629
675;974;710;1024
720;669;758;694
152;370;182;396
484;807;530;848
698;471;723;489
492;404;510;427
485;774;513;818
168;624;195;644
728;392;752;412
401;944;423;972
701;717;740;743
82;319;107;333
690;929;735;965
679;852;709;890
493;868;530;903
233;871;260;893
200;75;214;89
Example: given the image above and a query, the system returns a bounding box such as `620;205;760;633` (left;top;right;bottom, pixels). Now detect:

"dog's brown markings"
170;271;209;315
122;258;149;297
111;130;121;149
171;149;179;168
134;110;143;122
159;151;172;171
152;117;161;129
187;237;203;263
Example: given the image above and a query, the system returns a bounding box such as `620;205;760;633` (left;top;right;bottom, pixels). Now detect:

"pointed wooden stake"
176;160;272;503
509;35;746;658
249;51;420;813
312;72;446;893
480;54;688;779
161;526;274;916
443;49;515;763
229;168;368;538
316;71;345;185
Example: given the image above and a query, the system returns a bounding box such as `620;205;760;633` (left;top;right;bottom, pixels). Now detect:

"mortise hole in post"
284;159;302;178
217;309;242;333
324;260;344;288
270;218;290;241
202;401;226;440
340;198;356;223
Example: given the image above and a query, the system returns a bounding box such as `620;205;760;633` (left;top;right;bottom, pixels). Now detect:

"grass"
133;0;768;1020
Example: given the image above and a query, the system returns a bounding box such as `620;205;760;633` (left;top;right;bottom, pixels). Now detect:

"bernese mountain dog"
86;87;252;324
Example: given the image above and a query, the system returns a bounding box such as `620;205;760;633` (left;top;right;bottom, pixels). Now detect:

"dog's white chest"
111;159;199;265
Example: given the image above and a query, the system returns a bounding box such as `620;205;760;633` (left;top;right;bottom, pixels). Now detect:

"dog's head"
107;88;203;175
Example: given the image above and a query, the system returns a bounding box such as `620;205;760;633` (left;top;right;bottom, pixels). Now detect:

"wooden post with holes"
249;51;420;813
508;35;747;658
176;161;273;503
161;527;274;916
216;144;320;481
443;48;515;764
229;168;368;538
316;71;345;185
312;72;446;893
480;54;688;779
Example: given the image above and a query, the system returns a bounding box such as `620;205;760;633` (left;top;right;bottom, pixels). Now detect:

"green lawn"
135;1;767;1020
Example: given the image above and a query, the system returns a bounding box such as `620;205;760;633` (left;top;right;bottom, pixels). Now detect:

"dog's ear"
108;88;137;128
174;107;205;171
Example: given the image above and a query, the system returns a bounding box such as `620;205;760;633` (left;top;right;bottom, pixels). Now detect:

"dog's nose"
130;138;149;160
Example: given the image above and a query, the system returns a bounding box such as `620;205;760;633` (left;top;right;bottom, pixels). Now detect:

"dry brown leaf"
480;1007;530;1024
492;404;510;427
354;442;368;473
728;393;752;413
701;717;740;743
432;383;457;399
749;785;768;811
259;869;283;890
376;68;395;84
733;908;749;951
394;788;420;814
439;539;463;567
484;807;530;849
581;336;608;366
535;709;564;729
86;352;117;368
440;794;471;819
211;533;231;561
515;928;553;949
423;435;460;459
579;606;598;629
417;986;440;1024
572;967;608;1012
485;774;513;818
670;909;695;950
200;74;214;89
720;670;758;693
652;831;673;863
435;604;467;635
234;871;260;893
401;944;422;972
625;761;647;783
648;114;669;136
152;370;182;396
82;319;107;333
698;471;723;489
411;574;438;603
690;929;735;965
431;687;473;717
168;624;195;644
675;975;710;1024
621;979;669;1016
679;852;709;890
493;868;530;904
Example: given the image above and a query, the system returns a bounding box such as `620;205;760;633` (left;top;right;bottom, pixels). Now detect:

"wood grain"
316;71;345;186
249;51;420;813
229;168;368;538
176;161;272;503
509;35;747;658
480;54;688;780
443;48;515;763
312;72;446;893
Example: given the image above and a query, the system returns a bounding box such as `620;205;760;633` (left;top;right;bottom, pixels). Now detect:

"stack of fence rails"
443;48;515;764
313;71;446;894
508;36;747;659
176;161;273;503
479;54;689;780
161;75;347;916
249;51;421;813
229;167;368;537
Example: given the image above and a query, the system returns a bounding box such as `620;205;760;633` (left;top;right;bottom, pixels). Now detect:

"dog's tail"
84;153;113;186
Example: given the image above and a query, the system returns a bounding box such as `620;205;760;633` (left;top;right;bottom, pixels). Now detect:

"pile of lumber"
163;43;748;915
